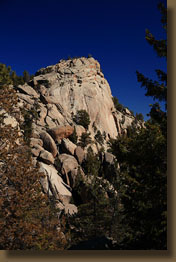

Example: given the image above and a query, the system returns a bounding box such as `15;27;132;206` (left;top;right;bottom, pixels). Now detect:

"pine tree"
78;132;92;149
66;148;121;249
0;82;66;250
0;64;12;86
69;126;78;144
109;2;167;250
73;110;90;130
23;70;30;83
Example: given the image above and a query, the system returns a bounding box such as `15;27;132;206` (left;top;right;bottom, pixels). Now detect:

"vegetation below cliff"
0;3;167;250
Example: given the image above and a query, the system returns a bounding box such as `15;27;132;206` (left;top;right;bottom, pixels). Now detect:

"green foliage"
0;64;13;86
82;147;101;177
20;101;40;144
109;122;167;249
95;130;104;145
66;151;121;247
112;96;124;112
78;132;92;149
23;70;30;83
108;3;167;249
62;147;124;249
69;126;78;144
136;3;167;115
145;3;167;57
73;110;90;130
54;157;62;172
135;112;144;121
0;63;33;87
0;83;66;250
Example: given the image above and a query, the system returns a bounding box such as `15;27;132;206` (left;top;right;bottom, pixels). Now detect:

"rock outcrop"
14;56;140;217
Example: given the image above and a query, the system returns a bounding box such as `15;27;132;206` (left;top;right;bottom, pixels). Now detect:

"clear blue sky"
0;0;166;119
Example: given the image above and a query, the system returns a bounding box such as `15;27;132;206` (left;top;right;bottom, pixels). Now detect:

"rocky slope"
9;57;139;216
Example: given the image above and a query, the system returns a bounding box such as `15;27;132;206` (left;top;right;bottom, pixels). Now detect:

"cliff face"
13;57;136;215
17;57;134;140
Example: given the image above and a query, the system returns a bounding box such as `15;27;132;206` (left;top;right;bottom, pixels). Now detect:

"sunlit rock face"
29;57;118;139
15;56;136;211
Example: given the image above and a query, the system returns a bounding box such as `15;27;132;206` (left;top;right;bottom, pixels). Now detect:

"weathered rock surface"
14;56;138;218
58;154;78;176
16;57;135;146
64;203;78;215
39;162;72;204
0;109;19;128
48;126;74;142
39;149;55;165
40;131;58;157
31;144;44;157
74;125;86;138
61;138;77;155
104;152;115;165
30;138;43;148
74;146;85;164
17;84;40;98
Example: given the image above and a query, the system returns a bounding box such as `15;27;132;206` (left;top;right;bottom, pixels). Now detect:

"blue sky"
0;0;166;119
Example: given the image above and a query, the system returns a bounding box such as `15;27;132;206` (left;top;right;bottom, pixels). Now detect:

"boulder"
31;144;44;157
17;93;34;105
61;138;77;155
39;149;55;165
39;162;72;204
58;154;79;186
17;84;39;98
58;154;78;176
124;108;131;115
64;203;78;216
0;110;19;128
40;131;58;157
74;125;86;138
74;146;85;164
37;103;47;123
73;59;82;67
45;116;57;128
48;125;74;142
104;152;115;165
102;153;117;183
47;104;65;122
30;138;43;148
66;167;85;188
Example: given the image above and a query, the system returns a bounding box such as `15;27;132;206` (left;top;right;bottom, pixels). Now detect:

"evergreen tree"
23;70;30;83
0;64;12;86
73;110;90;130
95;130;104;145
69;126;78;144
0;63;25;87
109;2;167;249
78;132;92;149
0;82;66;250
66;148;121;249
112;96;124;112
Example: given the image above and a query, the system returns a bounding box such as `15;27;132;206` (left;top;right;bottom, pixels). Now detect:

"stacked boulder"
15;57;138;216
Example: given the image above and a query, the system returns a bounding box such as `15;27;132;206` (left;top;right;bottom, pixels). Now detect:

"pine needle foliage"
0;83;66;250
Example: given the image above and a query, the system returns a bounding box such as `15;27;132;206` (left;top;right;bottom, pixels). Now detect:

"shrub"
112;96;124;112
73;110;90;130
78;132;92;149
69;126;78;144
95;130;104;145
135;113;144;121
